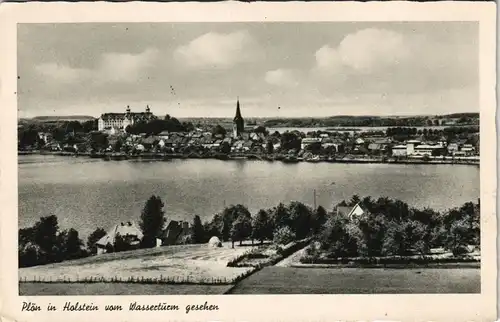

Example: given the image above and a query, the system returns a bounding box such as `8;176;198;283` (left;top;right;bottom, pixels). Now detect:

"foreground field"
19;243;256;284
19;282;232;295
227;267;480;294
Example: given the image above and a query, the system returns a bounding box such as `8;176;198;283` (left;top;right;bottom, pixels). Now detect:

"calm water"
19;155;479;239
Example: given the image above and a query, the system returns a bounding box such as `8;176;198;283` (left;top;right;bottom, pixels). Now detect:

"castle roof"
100;112;153;121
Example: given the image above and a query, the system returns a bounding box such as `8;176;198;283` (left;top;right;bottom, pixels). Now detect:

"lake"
18;155;479;239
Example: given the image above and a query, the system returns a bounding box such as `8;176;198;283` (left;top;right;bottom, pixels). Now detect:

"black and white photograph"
0;2;497;321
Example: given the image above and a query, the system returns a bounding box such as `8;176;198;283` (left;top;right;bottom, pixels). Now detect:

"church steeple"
233;97;244;138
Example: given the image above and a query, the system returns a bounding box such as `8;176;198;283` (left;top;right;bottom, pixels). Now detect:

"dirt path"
275;243;312;267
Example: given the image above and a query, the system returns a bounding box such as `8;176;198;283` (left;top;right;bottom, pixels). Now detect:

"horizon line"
19;112;480;120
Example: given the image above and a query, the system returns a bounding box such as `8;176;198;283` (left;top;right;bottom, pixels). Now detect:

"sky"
17;22;478;118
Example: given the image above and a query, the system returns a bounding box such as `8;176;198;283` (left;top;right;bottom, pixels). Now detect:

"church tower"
233;98;244;138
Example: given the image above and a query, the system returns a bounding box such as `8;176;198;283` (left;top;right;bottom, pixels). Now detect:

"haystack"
208;236;222;248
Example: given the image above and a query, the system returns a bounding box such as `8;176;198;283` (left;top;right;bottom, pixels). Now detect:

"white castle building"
97;105;155;132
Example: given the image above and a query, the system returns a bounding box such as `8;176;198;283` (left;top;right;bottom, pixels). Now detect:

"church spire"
234;98;242;121
233;97;244;138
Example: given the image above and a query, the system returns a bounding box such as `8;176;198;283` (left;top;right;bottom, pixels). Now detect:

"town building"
301;137;322;150
37;132;53;144
97;105;155;132
461;144;476;156
413;144;445;156
405;139;421;155
392;144;407;157
447;143;460;155
233;99;245;138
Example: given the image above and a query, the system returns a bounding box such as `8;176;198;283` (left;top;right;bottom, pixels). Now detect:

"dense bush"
318;214;359;258
314;196;479;259
19;216;87;267
273;226;296;245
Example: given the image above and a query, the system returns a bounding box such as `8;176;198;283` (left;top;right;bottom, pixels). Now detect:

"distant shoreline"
18;150;480;166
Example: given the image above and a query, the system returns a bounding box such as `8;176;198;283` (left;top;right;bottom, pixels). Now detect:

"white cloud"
35;48;159;85
314;28;411;73
314;46;342;71
35;63;91;83
98;48;159;83
265;69;299;87
174;31;260;69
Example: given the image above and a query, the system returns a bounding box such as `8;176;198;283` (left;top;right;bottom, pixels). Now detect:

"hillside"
21;115;96;123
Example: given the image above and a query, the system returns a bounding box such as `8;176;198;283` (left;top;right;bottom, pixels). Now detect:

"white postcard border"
0;2;497;322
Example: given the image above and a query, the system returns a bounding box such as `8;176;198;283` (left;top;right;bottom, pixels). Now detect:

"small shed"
208;236;222;248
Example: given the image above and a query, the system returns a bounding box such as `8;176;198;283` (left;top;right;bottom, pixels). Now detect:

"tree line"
305;196;479;262
19;195;167;267
263;115;479;128
125;115;194;135
19;194;479;268
18;120;97;149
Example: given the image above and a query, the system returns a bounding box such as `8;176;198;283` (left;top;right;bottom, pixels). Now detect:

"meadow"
227;267;481;294
19;242;257;284
19;282;232;295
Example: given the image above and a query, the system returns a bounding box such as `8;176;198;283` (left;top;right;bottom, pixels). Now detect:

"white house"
95;221;144;255
413;144;442;156
301;138;321;150
405;140;421;155
355;138;365;145
392;145;407;157
336;202;366;220
461;144;476;156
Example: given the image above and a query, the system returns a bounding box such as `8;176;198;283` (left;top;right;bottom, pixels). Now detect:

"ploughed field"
227;267;481;294
19;243;256;284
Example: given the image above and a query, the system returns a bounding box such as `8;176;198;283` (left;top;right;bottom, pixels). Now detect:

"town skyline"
19;109;480;121
18;22;478;118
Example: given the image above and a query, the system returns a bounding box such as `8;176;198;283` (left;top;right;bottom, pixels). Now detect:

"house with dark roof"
161;220;191;245
158;131;170;138
96;221;144;255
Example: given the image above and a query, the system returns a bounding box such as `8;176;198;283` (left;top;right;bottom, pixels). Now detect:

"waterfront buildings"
97;105;155;132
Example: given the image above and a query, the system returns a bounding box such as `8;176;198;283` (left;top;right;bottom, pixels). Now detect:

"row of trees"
19;195;168;267
386;126;480;143
19;216;88;267
263;114;479;128
192;202;327;247
18;120;97;149
19;193;480;267
125;115;194;135
310;196;480;260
